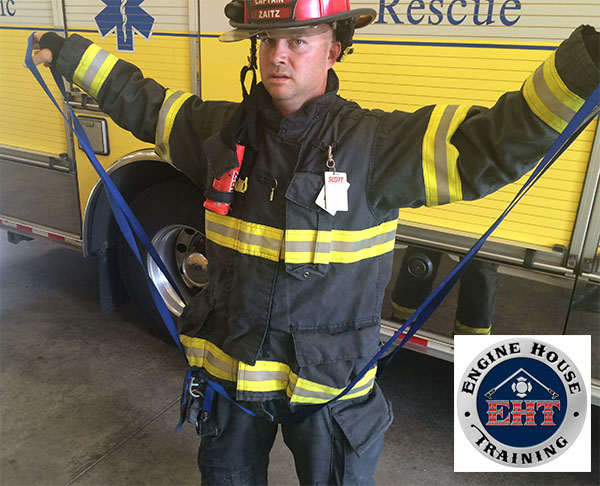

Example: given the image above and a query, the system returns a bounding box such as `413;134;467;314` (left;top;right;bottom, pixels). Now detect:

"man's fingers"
32;31;42;50
26;32;53;68
30;48;53;67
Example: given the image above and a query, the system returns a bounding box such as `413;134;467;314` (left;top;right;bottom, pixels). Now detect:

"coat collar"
256;69;340;135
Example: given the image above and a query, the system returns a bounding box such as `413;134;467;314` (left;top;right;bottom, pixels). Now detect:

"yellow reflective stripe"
523;51;584;133
289;366;377;404
454;320;491;335
422;105;469;206
205;213;396;265
328;240;395;264
205;210;284;261
239;359;376;403
284;219;398;264
445;105;469;203
73;44;101;88
180;334;239;381
422;105;444;206
72;44;118;99
544;52;583;112
88;53;117;99
391;302;415;321
180;336;376;403
155;89;193;163
238;361;292;392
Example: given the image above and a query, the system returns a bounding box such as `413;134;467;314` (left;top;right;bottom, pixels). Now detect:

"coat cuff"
55;33;94;83
554;25;599;100
39;32;65;67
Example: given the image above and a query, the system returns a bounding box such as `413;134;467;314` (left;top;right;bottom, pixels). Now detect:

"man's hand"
24;32;53;68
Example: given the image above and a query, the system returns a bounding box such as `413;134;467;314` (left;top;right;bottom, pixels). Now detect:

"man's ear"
327;40;342;68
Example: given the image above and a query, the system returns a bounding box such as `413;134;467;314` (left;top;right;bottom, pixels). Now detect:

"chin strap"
240;36;258;100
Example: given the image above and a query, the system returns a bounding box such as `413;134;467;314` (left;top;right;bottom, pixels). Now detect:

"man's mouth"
270;72;291;80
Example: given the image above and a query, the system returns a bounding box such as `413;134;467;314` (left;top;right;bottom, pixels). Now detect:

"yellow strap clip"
234;177;248;193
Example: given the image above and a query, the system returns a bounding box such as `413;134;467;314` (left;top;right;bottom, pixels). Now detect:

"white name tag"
316;172;349;216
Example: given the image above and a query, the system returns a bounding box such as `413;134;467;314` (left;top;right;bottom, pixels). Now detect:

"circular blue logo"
476;357;566;447
457;338;587;468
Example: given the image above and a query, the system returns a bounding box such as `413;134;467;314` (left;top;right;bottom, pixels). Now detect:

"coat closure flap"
285;172;323;210
291;320;380;367
202;132;239;181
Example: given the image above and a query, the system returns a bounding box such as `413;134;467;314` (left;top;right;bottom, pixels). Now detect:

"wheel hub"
147;225;208;316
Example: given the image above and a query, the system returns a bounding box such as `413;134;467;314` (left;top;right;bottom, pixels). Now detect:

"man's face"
259;26;341;117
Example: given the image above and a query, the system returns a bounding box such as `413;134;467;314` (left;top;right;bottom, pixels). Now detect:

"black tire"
118;180;208;343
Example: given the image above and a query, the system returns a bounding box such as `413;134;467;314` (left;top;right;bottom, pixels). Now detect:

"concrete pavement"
1;236;598;485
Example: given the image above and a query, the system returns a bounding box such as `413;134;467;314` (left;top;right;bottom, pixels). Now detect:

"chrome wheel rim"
147;225;208;316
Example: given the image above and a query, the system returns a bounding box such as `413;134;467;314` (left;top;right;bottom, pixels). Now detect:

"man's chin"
265;84;294;100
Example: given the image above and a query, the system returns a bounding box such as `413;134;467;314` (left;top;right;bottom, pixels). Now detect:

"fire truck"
1;1;598;402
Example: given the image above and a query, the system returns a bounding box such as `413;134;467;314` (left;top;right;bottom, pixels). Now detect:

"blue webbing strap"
26;33;599;424
24;34;257;418
24;36;187;356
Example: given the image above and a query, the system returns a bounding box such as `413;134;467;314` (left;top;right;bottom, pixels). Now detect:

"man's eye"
262;37;275;46
292;38;305;47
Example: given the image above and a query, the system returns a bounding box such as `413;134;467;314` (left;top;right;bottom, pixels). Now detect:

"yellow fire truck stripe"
156;89;193;163
182;335;376;403
523;52;584;133
422;105;469;206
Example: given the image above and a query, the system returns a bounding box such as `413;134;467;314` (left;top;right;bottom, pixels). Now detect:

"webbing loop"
26;33;599;425
24;34;257;420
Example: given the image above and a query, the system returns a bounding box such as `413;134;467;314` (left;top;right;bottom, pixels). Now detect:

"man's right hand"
25;32;53;68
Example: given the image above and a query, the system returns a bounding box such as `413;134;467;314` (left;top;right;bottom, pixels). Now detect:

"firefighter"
391;246;499;334
30;0;598;484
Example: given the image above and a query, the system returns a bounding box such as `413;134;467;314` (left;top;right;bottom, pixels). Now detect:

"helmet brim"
219;8;376;43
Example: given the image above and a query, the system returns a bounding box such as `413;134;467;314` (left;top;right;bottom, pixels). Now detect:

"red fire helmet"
221;0;376;42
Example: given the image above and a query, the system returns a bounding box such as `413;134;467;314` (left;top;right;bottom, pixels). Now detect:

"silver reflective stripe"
156;90;185;161
80;49;110;93
284;229;396;254
433;105;459;205
239;369;290;384
532;64;576;125
184;345;237;380
205;216;282;253
290;375;376;401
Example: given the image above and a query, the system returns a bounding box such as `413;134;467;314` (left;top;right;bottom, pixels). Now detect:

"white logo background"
454;335;591;472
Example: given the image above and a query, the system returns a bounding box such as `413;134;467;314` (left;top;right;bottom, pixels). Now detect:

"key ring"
326;145;335;171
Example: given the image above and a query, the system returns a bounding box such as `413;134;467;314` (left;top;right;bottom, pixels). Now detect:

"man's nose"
271;39;290;64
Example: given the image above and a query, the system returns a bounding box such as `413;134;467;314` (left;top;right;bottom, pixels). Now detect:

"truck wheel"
118;180;208;343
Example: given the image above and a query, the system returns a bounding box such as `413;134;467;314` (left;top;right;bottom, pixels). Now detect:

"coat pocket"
177;287;215;337
202;132;238;181
331;383;393;456
284;171;332;279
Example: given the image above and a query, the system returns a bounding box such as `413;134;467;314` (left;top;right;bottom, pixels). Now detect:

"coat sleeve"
54;33;236;188
367;25;599;217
